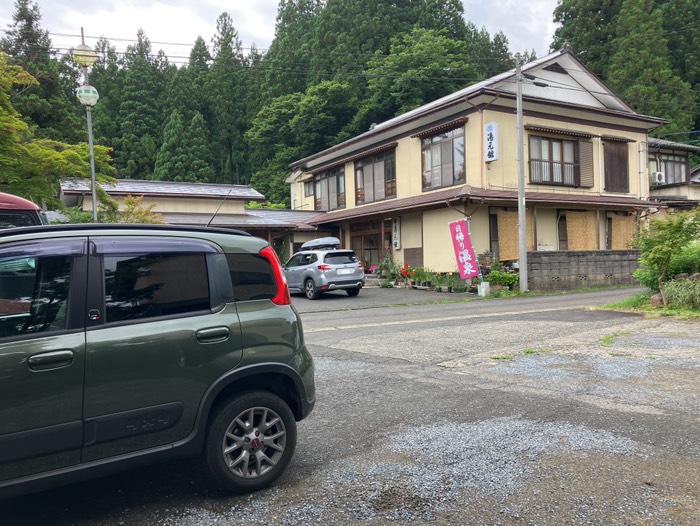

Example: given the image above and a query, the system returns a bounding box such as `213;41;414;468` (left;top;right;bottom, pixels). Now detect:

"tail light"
259;246;292;305
317;264;331;271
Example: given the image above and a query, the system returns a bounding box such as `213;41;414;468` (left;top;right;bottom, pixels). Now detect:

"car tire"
204;391;297;493
305;279;319;300
346;287;360;297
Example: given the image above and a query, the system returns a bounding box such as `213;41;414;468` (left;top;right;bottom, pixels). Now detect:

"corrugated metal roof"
161;209;323;230
309;185;656;225
61;178;265;200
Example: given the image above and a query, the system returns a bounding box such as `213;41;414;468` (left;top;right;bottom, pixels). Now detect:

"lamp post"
72;28;99;222
515;53;528;293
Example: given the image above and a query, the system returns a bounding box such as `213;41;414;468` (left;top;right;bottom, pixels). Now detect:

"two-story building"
287;47;672;285
647;138;700;211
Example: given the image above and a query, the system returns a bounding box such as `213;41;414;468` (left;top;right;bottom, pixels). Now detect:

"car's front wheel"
204;391;297;493
346;287;360;297
305;279;319;300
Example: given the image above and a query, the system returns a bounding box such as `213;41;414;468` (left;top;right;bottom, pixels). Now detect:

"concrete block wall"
527;250;642;292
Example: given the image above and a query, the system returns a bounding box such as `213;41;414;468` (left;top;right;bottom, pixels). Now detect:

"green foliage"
1;0;83;142
357;27;476;129
606;0;695;136
663;279;700;311
551;0;698;137
485;269;520;288
633;242;700;291
631;207;700;305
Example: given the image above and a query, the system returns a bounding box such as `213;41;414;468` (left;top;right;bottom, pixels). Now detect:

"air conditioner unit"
651;171;666;185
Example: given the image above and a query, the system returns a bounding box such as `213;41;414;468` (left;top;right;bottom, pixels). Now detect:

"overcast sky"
0;0;559;64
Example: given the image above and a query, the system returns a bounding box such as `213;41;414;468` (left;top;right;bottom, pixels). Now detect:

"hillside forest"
1;0;698;209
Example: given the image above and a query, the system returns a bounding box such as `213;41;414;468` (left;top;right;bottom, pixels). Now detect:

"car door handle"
196;327;230;343
27;350;75;371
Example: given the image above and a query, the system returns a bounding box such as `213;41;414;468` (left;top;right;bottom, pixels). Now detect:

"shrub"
633;242;700;291
485;269;519;289
663;279;700;310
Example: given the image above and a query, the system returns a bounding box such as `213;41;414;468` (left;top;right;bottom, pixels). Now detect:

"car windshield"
324;252;358;265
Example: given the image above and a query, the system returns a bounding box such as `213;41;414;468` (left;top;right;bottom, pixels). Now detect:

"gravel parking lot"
3;288;699;525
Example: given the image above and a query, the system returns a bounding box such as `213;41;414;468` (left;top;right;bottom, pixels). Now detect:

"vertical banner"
449;219;480;279
484;122;498;162
392;216;401;250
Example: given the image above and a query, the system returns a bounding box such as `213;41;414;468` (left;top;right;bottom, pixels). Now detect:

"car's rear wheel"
205;391;297;493
305;279;319;300
346;287;360;297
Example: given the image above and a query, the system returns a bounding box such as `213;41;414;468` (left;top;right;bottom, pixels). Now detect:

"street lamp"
72;29;99;222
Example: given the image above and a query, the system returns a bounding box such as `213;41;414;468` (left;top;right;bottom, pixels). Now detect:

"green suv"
0;224;315;498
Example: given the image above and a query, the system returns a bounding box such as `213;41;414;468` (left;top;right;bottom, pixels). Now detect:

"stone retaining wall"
527;250;642;292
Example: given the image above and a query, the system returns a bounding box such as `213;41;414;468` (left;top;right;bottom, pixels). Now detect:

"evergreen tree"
206;13;248;184
606;0;695;135
88;37;125;147
153;109;188;181
263;0;320;99
417;0;468;40
1;0;83;142
185;111;215;183
114;30;163;179
659;0;700;130
551;0;622;76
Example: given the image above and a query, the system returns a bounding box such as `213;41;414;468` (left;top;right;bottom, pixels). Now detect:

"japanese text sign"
449;219;480;279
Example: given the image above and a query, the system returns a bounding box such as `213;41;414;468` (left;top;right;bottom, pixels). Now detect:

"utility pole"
516;53;528;292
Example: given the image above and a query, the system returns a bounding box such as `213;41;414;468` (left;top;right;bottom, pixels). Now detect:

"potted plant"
485;269;520;290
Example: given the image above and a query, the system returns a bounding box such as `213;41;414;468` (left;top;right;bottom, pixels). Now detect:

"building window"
355;150;396;205
304;181;314;197
529;136;578;186
314;167;345;211
658;154;687;185
603;140;629;193
421;127;465;190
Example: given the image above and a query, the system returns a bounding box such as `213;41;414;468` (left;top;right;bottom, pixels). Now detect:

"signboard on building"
449;219;480;279
392;216;401;250
484;122;498;163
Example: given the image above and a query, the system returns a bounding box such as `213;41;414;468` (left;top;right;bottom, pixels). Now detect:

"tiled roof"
61;178;265;200
647;138;700;153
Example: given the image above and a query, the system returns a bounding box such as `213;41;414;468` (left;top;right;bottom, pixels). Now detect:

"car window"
0;211;40;228
324;252;358;265
227;253;277;301
0;254;72;337
104;253;210;323
286;254;302;267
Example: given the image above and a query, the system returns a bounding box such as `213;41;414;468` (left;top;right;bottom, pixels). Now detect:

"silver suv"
283;238;364;300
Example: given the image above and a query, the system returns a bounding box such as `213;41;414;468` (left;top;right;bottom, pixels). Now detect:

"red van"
0;192;47;228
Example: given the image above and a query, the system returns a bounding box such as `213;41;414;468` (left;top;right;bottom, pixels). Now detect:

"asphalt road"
3;287;699;525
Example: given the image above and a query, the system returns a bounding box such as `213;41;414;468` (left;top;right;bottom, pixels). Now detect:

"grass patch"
600;332;622;347
491;354;515;360
598;292;700;319
522;348;552;355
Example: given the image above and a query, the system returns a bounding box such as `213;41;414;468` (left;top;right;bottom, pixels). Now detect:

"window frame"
313;167;345;211
657;153;688;185
528;135;580;187
421;127;465;191
355;150;396;205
